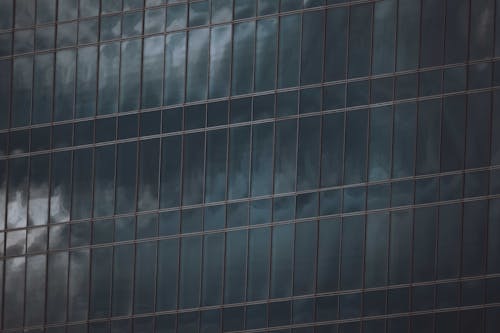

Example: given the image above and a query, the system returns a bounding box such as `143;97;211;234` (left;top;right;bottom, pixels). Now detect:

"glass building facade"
0;0;500;332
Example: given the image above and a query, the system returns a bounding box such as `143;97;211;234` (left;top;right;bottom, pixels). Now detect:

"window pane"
186;28;209;102
120;39;141;112
26;255;46;325
232;21;255;95
76;46;97;118
68;250;90;321
142;36;165;108
55;50;76;121
47;252;68;323
341;215;364;290
115;142;137;214
7;157;28;229
251;123;274;196
134;242;157;314
225;230;248;303
28;154;49;226
294;221;317;295
202;233;224;306
255;18;277;91
209;25;232;98
112;244;134;316
369;106;392;181
205;129;227;203
33;54;54;124
271;224;294;298
389;210;412;284
157;238;179;311
4;257;24;329
344;109;368;184
228;126;251;199
179;236;202;308
50;152;72;223
138;139;160;211
160;136;182;208
94;145;115;218
348;4;372;78
164;32;186;105
297;116;320;190
397;0;420;70
274;120;297;194
72;148;93;220
278;14;301;88
182;133;204;205
372;0;396;74
98;42;120;115
12;56;33;127
90;247;112;318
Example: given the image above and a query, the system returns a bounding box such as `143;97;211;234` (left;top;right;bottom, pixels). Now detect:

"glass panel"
120;39;141;112
186;28;209;102
57;22;77;47
79;18;98;44
278;14;301;88
274;120;297;194
115;142;137;214
228;126;250;199
0;0;13;29
0;60;11;129
145;7;166;33
232;21;255;95
90;247;112;318
7;157;28;229
189;1;209;26
76;46;97;118
55;49;76;121
365;213;389;287
29;155;49;226
26;255;46;325
6;230;25;256
112;244;134;316
94;145;115;217
138;139;160;211
301;11;324;84
211;0;232;23
251;123;273;196
297;116;320;190
164;32;186;105
160;136;182;208
321;113;344;187
165;6;185;32
58;0;77;20
157;238;179;311
202;233;224;306
392;103;417;178
340;215;364;290
80;0;98;17
344;109;368;184
294;221;317;295
389;210;412;284
12;56;33;127
369;106;392;181
470;0;494;60
348;4;373;77
247;227;270;301
122;11;143;37
4;257;24;329
68;250;90;321
462;201;487;276
325;7;348;81
413;208;437;282
270;224;294;298
134;242;157;314
445;0;468;63
416;100;441;174
420;0;445;67
209;25;232;98
179;236;202;308
372;0;396;74
466;92;491;168
396;0;420;70
205;129;227;203
50;151;72;223
225;230;248;303
15;0;35;28
71;148;93;220
142;36;165;108
441;96;466;171
46;252;68;323
255;18;277;91
33;54;53;124
98;42;120;115
182;133;204;205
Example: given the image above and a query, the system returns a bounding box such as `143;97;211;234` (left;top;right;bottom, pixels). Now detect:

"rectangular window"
142;36;165;108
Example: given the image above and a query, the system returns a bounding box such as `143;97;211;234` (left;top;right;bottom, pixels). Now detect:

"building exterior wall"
0;0;500;332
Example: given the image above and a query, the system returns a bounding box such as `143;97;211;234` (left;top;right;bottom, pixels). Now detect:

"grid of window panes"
1;0;500;332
